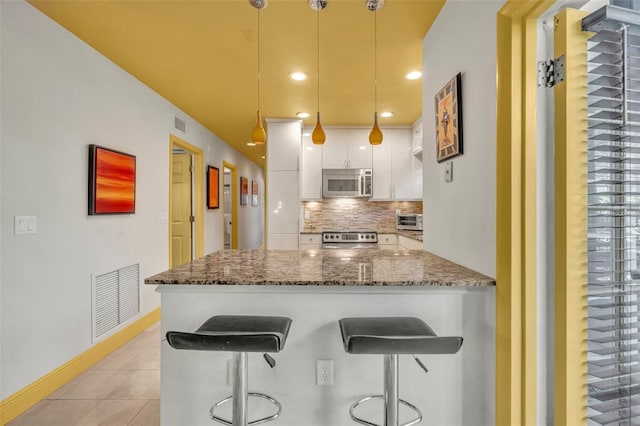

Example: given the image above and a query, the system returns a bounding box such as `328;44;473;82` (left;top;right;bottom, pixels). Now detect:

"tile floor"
8;322;161;426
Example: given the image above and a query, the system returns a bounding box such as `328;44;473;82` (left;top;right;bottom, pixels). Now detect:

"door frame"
222;161;239;249
169;134;204;267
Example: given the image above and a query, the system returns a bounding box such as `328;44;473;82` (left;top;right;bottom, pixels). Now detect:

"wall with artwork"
0;1;264;399
421;0;499;279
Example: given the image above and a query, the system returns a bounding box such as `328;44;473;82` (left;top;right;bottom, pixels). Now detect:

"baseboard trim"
0;307;161;425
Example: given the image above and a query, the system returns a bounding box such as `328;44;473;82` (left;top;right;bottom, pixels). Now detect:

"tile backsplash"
301;199;422;232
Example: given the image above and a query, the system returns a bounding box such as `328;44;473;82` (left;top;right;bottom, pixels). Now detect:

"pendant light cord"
257;8;261;111
317;7;320;113
374;10;377;113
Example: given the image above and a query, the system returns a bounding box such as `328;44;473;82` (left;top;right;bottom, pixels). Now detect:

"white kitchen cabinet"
267;119;301;171
372;140;392;199
391;128;413;199
411;119;423;199
399;235;423;250
301;132;323;199
299;233;322;249
378;233;398;250
371;128;415;200
267;170;299;235
346;129;373;169
266;119;301;249
322;128;372;169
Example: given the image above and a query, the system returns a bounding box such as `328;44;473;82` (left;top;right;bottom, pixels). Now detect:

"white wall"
0;1;264;399
422;0;500;279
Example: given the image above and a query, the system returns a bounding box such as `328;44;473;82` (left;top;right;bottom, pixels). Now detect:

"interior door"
171;152;192;267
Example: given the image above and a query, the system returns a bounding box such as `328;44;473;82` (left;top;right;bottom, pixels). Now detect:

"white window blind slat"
584;6;640;424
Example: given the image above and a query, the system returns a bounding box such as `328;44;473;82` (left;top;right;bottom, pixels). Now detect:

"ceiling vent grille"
93;264;140;341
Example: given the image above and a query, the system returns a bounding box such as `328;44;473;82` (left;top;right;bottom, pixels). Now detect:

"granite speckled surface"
145;249;494;287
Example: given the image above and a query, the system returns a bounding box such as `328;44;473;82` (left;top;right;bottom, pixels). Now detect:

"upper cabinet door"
391;128;413;199
346;129;372;169
266;120;301;171
322;128;349;169
301;132;323;199
371;134;392;200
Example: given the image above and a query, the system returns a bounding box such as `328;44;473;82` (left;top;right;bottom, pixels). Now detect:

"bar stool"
338;317;463;426
166;315;292;426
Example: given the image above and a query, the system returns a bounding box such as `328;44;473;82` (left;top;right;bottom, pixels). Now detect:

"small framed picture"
88;145;136;215
240;176;248;206
207;166;219;209
435;72;463;162
251;181;258;206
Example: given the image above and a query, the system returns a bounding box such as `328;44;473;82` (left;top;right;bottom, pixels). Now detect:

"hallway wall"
0;1;264;399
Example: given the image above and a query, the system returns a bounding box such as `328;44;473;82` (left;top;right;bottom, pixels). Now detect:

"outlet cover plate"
316;359;333;386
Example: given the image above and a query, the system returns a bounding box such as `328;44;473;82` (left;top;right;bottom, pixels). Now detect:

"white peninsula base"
157;285;495;426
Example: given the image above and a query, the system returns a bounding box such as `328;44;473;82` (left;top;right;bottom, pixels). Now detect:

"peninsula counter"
146;249;495;426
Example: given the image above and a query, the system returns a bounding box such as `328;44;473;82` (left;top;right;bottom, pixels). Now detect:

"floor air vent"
93;264;140;341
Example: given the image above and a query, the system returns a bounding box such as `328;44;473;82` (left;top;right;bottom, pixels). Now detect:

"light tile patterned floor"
8;322;161;426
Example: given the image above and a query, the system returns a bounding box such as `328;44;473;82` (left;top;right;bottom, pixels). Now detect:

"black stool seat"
166;315;292;353
339;317;463;355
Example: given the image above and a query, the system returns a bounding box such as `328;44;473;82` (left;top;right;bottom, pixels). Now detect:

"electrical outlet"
316;359;333;386
305;210;310;219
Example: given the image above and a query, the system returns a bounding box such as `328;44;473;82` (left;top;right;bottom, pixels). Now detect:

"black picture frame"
207;165;220;209
435;72;463;162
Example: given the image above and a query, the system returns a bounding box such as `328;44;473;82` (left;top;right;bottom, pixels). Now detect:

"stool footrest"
349;395;423;426
209;392;282;426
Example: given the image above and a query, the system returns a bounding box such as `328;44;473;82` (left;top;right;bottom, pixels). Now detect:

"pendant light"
368;3;383;145
311;0;326;145
251;3;266;145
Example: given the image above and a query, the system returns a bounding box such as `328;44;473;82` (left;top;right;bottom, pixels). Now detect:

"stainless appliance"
321;230;378;249
322;168;372;198
396;213;423;230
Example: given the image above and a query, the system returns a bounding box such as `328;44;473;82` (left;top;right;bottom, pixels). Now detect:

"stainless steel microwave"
322;168;372;198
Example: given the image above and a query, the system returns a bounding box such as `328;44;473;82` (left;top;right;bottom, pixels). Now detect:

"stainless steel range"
321;230;378;249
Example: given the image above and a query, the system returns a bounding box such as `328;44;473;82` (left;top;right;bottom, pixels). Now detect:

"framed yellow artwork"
435;73;463;162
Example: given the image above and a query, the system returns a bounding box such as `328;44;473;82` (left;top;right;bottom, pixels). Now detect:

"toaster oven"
396;214;423;231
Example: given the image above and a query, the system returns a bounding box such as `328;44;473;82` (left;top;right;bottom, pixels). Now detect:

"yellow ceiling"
29;0;444;166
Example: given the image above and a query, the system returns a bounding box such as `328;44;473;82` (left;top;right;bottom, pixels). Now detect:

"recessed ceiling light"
290;72;308;81
247;142;256;146
296;112;310;118
406;70;422;80
380;111;394;118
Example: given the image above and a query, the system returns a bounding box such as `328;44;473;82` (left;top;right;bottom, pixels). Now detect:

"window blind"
584;6;640;425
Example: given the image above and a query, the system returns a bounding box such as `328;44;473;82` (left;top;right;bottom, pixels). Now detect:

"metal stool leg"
384;354;399;426
349;354;423;426
233;352;248;426
210;352;282;426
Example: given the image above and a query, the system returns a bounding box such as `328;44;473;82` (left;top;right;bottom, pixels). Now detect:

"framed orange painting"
240;176;248;206
251;180;258;206
88;145;136;215
435;73;463;162
207;166;219;209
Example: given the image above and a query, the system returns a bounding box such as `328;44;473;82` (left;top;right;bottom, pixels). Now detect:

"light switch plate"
14;216;37;235
444;161;453;183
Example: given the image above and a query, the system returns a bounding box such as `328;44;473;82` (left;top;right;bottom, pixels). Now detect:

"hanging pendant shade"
252;110;266;144
369;112;383;145
312;112;326;144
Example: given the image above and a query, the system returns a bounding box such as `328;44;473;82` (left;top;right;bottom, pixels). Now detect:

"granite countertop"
145;249;495;287
397;230;423;242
